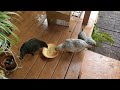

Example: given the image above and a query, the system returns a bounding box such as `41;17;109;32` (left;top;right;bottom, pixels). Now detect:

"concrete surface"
90;11;120;61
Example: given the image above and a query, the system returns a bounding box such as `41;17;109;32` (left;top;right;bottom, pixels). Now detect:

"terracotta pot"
0;54;17;72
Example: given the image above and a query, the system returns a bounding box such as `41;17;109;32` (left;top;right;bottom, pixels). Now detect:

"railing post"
82;11;91;26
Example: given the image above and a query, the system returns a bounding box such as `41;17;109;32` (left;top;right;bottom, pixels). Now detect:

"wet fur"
78;30;96;46
56;39;89;53
19;38;48;59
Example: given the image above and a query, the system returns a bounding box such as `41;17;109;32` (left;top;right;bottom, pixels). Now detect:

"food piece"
47;46;57;56
42;44;59;58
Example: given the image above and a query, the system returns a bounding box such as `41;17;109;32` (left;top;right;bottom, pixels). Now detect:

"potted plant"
0;11;21;73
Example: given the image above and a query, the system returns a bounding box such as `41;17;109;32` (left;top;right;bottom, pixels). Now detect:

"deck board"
36;26;66;79
10;11;44;54
79;50;120;79
65;19;83;79
8;11;41;78
25;23;67;79
51;18;80;79
11;20;54;79
8;12;46;79
6;11;120;79
37;17;79;79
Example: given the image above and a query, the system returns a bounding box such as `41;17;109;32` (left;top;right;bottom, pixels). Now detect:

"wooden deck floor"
7;11;120;79
7;11;82;79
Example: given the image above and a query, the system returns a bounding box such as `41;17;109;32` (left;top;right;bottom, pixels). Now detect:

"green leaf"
92;25;115;46
0;18;19;31
4;11;22;19
0;48;3;54
11;16;22;24
0;11;21;54
0;22;10;34
0;22;19;41
0;32;16;45
7;28;20;41
0;12;11;19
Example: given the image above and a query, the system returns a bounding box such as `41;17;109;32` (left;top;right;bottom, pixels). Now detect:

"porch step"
79;49;120;79
7;11;119;79
83;11;99;37
79;11;120;79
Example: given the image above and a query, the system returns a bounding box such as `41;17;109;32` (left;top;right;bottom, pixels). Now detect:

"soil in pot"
1;55;17;72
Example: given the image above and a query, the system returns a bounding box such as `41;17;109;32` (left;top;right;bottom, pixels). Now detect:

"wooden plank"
9;11;45;49
10;11;30;27
70;19;83;39
83;11;99;37
12;14;46;58
50;17;80;79
12;11;40;36
10;11;43;53
51;52;74;79
8;12;36;45
65;53;80;79
11;11;45;37
65;50;85;79
52;18;83;79
64;19;83;79
82;11;91;26
11;19;48;79
8;14;46;78
8;12;42;78
37;17;79;79
80;73;98;79
79;50;120;79
10;22;49;79
10;19;50;79
7;11;120;79
12;11;46;55
24;24;67;79
37;27;67;79
9;21;46;78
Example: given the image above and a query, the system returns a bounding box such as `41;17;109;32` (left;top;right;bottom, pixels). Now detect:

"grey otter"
19;38;48;59
56;39;90;53
78;29;96;46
